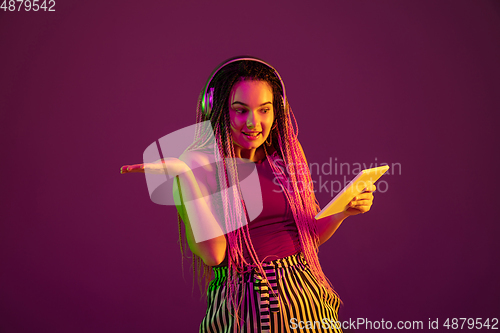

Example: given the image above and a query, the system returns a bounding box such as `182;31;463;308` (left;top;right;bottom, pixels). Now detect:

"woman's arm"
172;151;227;266
316;212;349;245
121;153;227;266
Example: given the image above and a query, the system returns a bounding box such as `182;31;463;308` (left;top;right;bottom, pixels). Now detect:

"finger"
348;204;372;213
350;193;373;204
349;200;373;208
362;184;377;193
345;205;371;215
123;164;146;173
352;193;374;201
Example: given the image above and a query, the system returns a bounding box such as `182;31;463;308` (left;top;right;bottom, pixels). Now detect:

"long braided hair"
177;57;340;323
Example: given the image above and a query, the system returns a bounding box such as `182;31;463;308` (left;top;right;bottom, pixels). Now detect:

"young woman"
121;57;376;333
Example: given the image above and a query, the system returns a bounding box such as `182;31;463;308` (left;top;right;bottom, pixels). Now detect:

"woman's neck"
233;145;275;162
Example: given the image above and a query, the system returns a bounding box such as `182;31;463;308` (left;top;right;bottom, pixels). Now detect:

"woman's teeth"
242;132;261;140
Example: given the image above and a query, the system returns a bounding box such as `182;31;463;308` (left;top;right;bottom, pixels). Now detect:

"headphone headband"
201;56;286;117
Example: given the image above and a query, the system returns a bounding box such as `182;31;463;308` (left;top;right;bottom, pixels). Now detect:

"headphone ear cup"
206;88;214;117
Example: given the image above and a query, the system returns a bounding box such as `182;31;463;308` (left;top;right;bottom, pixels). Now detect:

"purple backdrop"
1;1;499;332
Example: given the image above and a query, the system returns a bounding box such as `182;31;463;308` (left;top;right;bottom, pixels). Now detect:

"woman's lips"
242;131;261;140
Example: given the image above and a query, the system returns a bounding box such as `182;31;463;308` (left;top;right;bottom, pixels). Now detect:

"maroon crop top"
216;155;302;267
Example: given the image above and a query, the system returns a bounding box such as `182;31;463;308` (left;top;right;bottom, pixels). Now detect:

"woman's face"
228;80;274;152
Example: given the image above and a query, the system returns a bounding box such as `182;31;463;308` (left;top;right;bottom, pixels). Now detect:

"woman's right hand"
121;151;227;266
120;157;188;176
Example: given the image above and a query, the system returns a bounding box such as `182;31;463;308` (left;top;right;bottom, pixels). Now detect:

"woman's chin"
232;141;261;153
243;142;261;150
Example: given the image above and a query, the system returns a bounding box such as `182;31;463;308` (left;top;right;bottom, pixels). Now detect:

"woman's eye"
261;108;270;113
235;109;245;113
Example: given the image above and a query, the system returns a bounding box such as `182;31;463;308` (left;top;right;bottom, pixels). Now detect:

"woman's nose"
246;111;259;128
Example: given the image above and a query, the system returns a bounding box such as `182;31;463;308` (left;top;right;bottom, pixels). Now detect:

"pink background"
1;1;499;332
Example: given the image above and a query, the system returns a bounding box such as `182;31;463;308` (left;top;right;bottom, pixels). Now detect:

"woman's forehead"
229;80;273;104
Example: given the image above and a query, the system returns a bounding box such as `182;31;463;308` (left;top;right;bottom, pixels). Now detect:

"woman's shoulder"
180;149;214;166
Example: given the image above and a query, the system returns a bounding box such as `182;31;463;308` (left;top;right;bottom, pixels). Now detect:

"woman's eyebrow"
231;101;272;107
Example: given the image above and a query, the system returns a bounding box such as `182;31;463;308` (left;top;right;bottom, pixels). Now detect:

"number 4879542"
1;0;56;11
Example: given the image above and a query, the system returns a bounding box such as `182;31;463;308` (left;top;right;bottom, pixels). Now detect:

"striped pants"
200;253;343;333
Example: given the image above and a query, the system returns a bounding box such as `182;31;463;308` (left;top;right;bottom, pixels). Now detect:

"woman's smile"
241;131;262;140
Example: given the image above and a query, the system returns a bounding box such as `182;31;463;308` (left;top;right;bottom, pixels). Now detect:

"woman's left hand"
344;184;376;216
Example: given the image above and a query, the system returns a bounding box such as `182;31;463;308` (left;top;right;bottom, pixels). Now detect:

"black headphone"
200;56;287;118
